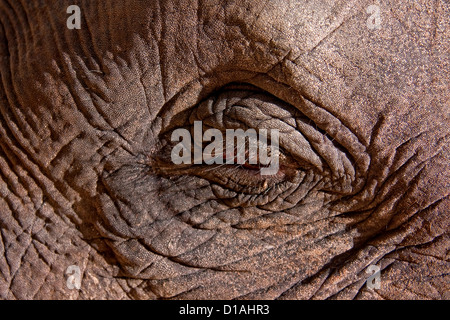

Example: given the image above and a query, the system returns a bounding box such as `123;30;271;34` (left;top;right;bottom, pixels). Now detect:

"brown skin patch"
0;0;448;299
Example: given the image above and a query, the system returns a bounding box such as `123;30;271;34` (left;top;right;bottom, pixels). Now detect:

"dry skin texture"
0;0;448;299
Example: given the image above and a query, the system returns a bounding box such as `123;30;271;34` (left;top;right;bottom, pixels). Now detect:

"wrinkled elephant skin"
0;0;448;299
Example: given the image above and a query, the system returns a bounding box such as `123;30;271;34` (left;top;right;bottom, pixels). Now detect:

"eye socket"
152;83;356;198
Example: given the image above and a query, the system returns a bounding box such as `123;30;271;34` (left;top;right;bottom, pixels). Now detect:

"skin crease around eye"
151;83;357;203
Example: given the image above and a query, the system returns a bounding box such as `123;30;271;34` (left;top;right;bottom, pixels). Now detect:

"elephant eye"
153;83;356;200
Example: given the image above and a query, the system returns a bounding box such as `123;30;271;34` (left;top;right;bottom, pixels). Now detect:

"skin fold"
0;0;448;299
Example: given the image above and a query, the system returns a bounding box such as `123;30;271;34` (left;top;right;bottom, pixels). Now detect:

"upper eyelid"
159;84;358;179
157;82;281;135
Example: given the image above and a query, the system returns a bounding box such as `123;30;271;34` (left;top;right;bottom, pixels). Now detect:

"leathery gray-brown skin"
0;0;448;299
